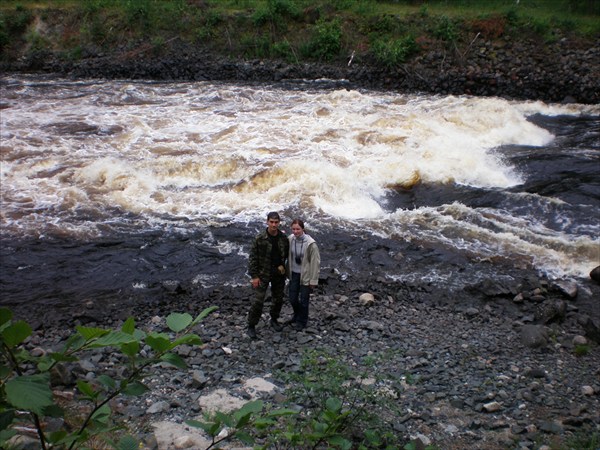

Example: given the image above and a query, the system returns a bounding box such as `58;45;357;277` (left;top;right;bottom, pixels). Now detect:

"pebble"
581;385;595;396
147;401;170;414
483;401;503;412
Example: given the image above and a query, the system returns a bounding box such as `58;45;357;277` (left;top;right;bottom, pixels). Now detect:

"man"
247;211;289;339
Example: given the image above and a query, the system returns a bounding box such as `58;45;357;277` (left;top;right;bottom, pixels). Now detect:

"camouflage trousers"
247;274;286;327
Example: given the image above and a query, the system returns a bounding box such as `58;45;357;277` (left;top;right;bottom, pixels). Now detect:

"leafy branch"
0;306;217;450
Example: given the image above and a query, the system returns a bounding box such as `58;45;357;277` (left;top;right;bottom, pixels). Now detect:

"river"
1;75;598;312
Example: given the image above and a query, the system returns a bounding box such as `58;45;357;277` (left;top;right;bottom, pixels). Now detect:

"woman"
287;219;320;330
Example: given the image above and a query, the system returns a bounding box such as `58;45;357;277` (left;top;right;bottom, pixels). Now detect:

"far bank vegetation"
1;0;598;69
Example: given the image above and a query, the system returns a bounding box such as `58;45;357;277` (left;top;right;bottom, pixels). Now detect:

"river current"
1;75;599;309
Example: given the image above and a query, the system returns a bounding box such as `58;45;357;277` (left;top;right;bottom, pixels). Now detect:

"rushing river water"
1;75;599;309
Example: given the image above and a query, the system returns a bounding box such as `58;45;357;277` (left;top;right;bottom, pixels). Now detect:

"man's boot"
270;319;283;332
247;325;257;339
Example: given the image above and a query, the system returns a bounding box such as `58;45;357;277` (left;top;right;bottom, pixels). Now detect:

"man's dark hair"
267;211;281;221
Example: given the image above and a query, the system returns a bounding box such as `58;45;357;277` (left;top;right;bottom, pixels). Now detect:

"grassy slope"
0;0;598;68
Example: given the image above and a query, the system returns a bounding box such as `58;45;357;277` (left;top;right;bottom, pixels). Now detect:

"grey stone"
534;300;566;324
525;368;547;379
465;307;479;317
520;325;548;348
191;370;208;388
358;292;375;306
553;280;578;299
579;315;600;344
539;421;563;434
147;401;170;414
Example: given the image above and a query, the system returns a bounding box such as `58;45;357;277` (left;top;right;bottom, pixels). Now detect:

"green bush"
372;35;417;67
151;36;165;55
204;10;223;28
565;431;599;449
432;15;458;43
186;348;406;449
0;16;9;50
503;7;519;26
25;30;50;51
191;8;223;40
232;0;253;7
64;45;83;61
568;0;599;14
332;0;355;10
530;16;551;35
555;17;576;32
360;14;402;35
240;33;271;59
271;0;301;18
195;25;212;42
251;7;270;27
272;39;297;62
275;348;404;449
353;0;377;16
82;0;115;16
303;18;342;61
574;343;590;356
124;0;151;27
252;0;301;27
80;16;108;46
155;0;189;33
5;5;33;34
0;306;216;450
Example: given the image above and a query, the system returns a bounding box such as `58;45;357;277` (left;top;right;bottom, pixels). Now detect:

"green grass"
209;0;599;33
2;1;598;33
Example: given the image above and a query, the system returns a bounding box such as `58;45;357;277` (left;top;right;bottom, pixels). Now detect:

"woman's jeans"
288;271;310;326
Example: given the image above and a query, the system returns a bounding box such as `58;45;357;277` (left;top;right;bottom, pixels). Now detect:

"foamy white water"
1;77;598;278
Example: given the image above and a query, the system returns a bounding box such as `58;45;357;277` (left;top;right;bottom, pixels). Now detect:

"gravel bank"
14;269;600;449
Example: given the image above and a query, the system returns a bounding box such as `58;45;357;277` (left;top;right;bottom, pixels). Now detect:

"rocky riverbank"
11;266;600;449
2;9;599;445
4;34;600;104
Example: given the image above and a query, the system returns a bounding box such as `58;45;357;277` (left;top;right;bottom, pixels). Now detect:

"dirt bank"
5;34;599;104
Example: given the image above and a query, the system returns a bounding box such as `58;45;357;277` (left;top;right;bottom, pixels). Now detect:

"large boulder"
534;300;567;324
553;279;578;299
520;324;549;348
579;315;600;344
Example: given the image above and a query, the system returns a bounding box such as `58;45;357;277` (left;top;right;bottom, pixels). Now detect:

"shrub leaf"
166;312;192;332
5;374;54;415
